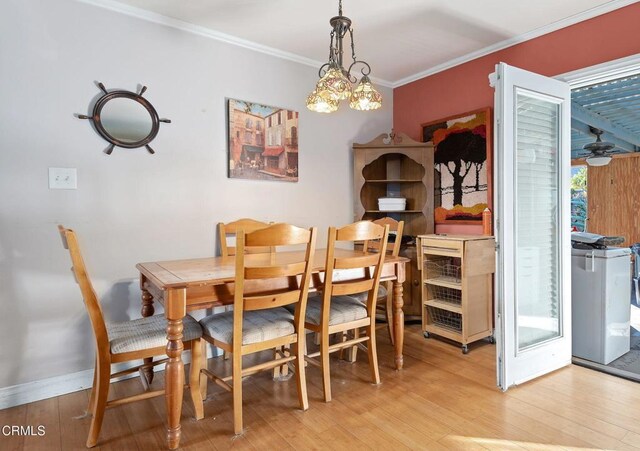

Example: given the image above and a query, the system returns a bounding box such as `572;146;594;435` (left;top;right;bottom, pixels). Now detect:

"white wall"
0;0;392;392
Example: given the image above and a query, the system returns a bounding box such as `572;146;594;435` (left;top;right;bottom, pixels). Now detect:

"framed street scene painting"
227;98;299;182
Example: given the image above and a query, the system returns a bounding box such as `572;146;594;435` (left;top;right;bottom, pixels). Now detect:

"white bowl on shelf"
378;197;406;212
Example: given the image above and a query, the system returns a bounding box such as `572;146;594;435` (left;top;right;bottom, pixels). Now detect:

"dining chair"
218;218;272;258
58;226;204;448
217;218;273;361
304;220;389;402
349;217;404;347
192;223;317;434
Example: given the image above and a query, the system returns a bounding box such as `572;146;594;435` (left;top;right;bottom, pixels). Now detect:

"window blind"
515;93;561;350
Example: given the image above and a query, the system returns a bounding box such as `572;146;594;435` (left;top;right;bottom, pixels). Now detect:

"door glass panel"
515;91;561;351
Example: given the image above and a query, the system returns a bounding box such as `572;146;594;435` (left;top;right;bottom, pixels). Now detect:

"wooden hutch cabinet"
353;131;435;318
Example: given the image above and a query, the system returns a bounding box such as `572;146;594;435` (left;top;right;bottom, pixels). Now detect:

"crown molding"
391;0;639;88
557;53;640;88
76;0;395;88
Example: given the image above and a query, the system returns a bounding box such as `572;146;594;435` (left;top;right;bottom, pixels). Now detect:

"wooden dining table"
136;248;408;449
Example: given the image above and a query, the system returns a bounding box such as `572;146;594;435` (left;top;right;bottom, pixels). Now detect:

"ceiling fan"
581;126;615;166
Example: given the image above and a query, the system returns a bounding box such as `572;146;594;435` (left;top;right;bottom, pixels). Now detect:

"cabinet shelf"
365;210;423;214
425;278;462;290
365;179;423;183
424;299;462;314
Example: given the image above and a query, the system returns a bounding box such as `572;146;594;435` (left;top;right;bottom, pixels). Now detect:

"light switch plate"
49;167;77;189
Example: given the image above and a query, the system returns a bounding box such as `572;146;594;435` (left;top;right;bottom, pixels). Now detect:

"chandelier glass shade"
306;89;339;114
306;0;382;113
316;63;352;101
349;75;382;111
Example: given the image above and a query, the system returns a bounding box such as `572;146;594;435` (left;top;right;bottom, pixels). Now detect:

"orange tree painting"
422;108;492;223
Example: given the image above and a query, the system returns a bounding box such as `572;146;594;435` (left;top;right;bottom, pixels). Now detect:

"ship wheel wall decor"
77;82;170;155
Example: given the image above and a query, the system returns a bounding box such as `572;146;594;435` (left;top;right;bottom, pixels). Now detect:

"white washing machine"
571;247;631;365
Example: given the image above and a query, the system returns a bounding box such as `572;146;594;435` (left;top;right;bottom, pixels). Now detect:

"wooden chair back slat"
335;220;385;242
331;279;375;297
218;218;271;257
240;278;293;295
246;223;311;247
58;225;110;357
225;245;272;256
363;217;404;257
334;254;379;270
245;261;307;280
243;290;301;312
364;240;383;253
221;218;271;234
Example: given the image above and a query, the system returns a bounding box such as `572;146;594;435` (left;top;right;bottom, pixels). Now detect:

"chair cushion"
305;295;368;326
107;314;202;354
199;307;295;345
349;284;388;304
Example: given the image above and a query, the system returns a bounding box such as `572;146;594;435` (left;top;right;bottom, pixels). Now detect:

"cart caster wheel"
423;331;430;339
487;336;495;344
462;345;469;354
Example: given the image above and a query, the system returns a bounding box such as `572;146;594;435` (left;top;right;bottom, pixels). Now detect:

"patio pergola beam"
572;101;640;147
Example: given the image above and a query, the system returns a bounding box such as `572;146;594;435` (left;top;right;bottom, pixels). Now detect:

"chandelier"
306;0;382;113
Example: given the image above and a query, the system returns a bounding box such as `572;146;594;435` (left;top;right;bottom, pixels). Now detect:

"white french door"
492;63;572;390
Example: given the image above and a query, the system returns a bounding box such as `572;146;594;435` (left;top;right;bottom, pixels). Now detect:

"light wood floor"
2;325;640;450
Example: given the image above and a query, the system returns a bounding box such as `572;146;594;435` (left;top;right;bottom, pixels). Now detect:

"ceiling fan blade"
583;142;615;153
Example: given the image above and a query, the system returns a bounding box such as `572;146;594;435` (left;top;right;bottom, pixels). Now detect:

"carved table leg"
140;278;155;384
165;288;186;450
392;280;405;370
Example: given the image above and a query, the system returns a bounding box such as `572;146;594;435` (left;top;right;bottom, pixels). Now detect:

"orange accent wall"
393;3;640;235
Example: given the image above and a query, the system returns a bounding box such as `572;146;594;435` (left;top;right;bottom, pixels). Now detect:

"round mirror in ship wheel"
77;82;170;155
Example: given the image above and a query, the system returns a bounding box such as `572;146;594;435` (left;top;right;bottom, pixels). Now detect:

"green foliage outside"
571;167;587;191
571;167;587;231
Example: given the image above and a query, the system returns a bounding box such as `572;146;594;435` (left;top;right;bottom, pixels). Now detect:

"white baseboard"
0;368;96;410
0;347;220;410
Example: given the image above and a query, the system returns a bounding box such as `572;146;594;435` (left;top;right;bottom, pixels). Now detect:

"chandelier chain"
329;30;335;62
349;28;356;63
